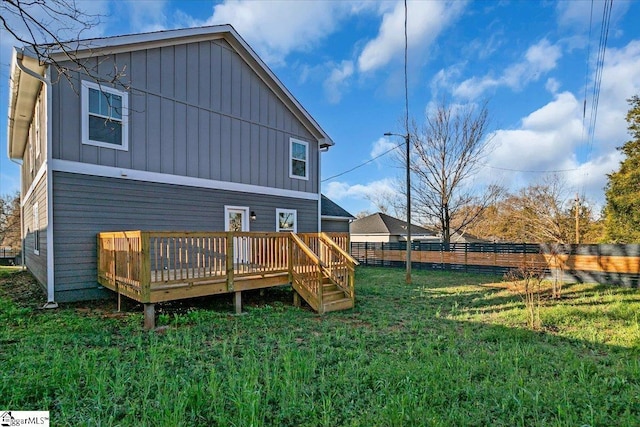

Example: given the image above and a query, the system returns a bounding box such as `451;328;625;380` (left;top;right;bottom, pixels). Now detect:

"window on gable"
276;208;297;233
81;80;128;150
289;138;308;180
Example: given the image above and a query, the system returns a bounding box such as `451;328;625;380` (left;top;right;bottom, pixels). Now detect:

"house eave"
7;49;45;160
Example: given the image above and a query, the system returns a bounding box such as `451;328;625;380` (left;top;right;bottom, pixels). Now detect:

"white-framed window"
81;80;128;150
276;208;297;232
35;98;41;158
33;202;40;255
289;138;308;180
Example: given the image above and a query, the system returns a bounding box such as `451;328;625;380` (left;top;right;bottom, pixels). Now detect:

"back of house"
7;25;334;303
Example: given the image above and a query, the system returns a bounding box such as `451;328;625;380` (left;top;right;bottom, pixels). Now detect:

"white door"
225;206;250;265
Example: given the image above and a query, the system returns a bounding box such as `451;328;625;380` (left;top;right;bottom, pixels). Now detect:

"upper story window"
276;208;297;232
34;98;41;158
289;138;308;180
81;81;128;151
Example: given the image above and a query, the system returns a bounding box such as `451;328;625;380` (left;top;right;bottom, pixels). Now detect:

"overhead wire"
581;0;613;199
321;139;406;182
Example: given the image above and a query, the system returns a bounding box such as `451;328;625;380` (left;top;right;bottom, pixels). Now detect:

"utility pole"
574;193;580;244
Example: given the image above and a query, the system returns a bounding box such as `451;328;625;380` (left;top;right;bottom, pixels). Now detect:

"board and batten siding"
51;39;318;194
22;173;48;289
52;171;318;301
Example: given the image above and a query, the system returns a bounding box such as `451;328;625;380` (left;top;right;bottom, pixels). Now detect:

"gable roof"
8;24;333;159
321;195;354;219
350;212;437;237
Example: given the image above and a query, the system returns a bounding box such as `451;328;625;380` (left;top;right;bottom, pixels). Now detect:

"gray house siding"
51;39;318;194
52;171;318;302
23;173;48;288
321;219;351;233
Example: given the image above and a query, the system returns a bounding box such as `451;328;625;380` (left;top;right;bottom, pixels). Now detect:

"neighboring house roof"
8;24;333;159
321;195;354;220
350;212;437;238
449;230;489;243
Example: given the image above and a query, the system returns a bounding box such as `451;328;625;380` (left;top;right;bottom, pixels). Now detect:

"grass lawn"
1;266;639;426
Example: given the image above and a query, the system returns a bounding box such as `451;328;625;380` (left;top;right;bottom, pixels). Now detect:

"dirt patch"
0;269;296;316
0;270;47;308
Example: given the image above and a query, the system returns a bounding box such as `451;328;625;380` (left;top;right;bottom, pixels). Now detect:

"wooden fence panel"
351;242;640;287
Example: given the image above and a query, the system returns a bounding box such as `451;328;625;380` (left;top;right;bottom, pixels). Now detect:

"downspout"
15;50;58;308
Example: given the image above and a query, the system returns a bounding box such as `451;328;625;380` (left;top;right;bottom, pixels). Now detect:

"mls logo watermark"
1;411;49;427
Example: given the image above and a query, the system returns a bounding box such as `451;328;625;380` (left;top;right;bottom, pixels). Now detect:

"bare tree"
406;99;499;243
0;192;21;249
1;0;126;87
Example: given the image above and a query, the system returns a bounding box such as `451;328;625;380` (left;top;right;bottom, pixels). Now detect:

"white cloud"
124;0;169;33
545;78;561;94
322;178;397;201
357;0;466;73
557;0;630;31
196;0;354;66
370;137;401;160
453;38;562;99
591;40;640;146
323;60;354;104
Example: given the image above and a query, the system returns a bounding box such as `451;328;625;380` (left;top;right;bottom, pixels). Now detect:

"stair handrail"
290;233;325;268
319;232;359;266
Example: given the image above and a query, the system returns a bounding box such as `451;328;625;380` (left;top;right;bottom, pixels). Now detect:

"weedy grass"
1;266;639;426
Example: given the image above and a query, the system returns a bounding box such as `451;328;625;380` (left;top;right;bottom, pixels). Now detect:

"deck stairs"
290;233;358;314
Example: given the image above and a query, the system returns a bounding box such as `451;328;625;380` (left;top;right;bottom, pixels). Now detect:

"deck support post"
143;303;155;330
293;290;301;307
234;291;242;314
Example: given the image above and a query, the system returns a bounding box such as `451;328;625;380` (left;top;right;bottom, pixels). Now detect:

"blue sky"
1;0;639;218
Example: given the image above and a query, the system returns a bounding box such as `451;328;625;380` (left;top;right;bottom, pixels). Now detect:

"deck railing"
98;231;354;306
299;233;358;299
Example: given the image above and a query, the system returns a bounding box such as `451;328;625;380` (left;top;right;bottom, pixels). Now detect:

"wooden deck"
97;231;357;328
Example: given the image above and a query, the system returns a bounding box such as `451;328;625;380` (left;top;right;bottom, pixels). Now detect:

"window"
81;80;128;150
35;98;41;158
276;209;297;232
289;138;308;180
33;202;40;255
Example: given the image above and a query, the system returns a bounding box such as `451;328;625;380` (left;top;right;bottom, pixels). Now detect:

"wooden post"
293;290;301;307
140;232;151;303
234;291;242;314
226;232;234;292
143;303;155;330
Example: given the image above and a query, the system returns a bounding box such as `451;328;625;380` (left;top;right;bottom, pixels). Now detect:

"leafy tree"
604;95;640;243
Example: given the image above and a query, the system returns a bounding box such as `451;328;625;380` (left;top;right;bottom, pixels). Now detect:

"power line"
582;0;613;197
321;140;406;182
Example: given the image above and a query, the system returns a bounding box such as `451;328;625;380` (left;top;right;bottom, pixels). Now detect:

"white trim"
289;138;309;181
21;161;47;207
81;80;129;151
276;208;297;233
224;206;250;232
321;216;352;221
45;67;55;303
50;159;320;201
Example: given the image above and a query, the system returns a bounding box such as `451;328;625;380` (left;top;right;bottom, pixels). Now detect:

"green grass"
1;267;639;426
